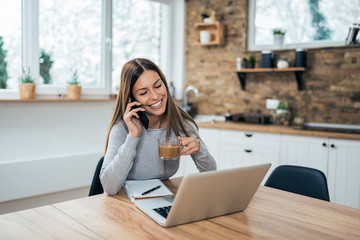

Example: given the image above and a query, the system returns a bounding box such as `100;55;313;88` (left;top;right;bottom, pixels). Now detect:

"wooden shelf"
234;67;305;73
194;22;224;46
233;67;306;91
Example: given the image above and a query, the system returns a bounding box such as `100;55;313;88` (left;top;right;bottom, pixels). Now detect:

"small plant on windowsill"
272;28;286;36
273;28;286;47
66;69;81;100
19;67;35;84
18;67;36;100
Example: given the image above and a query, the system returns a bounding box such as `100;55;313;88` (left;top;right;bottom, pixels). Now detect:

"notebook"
124;179;174;202
135;163;271;227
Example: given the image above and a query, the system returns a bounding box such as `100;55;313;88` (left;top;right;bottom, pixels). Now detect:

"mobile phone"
130;95;149;129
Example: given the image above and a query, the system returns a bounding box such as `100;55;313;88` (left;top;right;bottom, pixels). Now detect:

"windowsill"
0;94;117;102
0;98;115;103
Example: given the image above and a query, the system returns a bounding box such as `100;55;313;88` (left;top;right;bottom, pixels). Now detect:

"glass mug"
158;137;181;160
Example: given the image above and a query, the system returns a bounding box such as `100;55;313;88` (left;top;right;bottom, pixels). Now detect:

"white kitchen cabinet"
280;135;360;209
219;130;281;182
279;135;329;176
328;139;360;209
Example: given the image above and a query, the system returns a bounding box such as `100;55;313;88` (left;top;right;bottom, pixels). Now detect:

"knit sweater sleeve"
100;121;140;195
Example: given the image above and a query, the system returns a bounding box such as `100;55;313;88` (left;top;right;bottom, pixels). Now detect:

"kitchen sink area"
193;115;225;123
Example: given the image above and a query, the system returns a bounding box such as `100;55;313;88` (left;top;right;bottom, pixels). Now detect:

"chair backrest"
89;156;104;196
264;165;330;201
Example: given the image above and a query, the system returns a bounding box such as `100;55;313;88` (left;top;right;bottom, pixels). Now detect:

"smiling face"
132;70;168;118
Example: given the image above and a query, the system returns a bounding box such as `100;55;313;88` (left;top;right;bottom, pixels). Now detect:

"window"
248;0;360;50
0;0;22;90
0;0;184;98
112;0;164;92
39;0;102;88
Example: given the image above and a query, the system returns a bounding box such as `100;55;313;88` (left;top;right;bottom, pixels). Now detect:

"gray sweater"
100;120;217;195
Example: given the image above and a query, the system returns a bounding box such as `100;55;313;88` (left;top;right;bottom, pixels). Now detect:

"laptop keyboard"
153;205;172;219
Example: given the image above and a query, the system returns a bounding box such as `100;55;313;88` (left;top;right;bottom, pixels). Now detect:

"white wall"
0;101;114;213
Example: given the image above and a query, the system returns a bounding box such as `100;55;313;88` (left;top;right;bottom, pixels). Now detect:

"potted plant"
66;69;81;100
18;67;36;100
273;101;291;126
273;28;286;47
276;101;290;114
249;53;256;68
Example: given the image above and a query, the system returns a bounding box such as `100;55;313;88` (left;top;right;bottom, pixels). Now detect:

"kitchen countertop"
197;121;360;141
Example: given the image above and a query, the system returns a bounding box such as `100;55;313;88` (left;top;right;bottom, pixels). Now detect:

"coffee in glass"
158;137;181;160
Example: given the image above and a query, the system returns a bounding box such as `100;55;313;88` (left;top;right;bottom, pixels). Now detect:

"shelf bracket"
236;72;246;90
295;71;303;91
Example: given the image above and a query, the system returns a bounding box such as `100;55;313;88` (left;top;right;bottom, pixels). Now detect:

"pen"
142;185;161;195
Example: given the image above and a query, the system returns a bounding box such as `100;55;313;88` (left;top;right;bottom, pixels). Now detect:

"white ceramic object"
276;109;289;114
236;57;242;70
199;31;211;44
274;34;284;47
277;59;289;69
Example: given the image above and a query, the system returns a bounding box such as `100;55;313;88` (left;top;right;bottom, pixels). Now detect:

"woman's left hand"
178;136;200;156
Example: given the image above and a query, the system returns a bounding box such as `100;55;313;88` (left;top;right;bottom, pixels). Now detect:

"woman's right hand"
123;101;145;138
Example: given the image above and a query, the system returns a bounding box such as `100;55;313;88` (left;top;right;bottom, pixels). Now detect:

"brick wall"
185;0;360;124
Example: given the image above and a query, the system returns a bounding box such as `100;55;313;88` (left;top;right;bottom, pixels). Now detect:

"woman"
100;58;216;195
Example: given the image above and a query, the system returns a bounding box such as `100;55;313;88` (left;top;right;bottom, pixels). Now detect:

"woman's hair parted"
104;58;198;155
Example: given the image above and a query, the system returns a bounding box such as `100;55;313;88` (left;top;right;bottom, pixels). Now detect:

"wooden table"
1;178;360;239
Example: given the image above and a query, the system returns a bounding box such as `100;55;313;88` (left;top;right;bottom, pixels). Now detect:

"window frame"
0;0;184;99
248;0;350;51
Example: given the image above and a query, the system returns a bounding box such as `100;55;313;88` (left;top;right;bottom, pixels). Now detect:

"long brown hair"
104;58;198;155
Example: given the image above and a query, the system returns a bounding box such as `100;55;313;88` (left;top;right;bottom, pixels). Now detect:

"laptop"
135;163;271;227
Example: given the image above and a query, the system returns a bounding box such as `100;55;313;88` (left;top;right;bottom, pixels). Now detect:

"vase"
19;83;36;100
273;110;291;126
199;31;211;44
274;34;284;48
67;85;82;100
